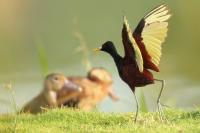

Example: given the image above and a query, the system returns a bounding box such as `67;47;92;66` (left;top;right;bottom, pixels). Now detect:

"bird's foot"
134;107;139;124
159;102;171;108
157;100;169;122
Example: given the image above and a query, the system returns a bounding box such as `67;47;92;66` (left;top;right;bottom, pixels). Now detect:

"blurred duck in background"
61;67;119;111
21;73;82;114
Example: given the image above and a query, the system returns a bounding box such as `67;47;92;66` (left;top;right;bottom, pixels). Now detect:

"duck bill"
93;47;101;52
63;81;82;92
57;81;82;106
58;81;82;97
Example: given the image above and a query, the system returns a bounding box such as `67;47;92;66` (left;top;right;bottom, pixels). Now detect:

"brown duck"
21;73;82;114
61;67;119;111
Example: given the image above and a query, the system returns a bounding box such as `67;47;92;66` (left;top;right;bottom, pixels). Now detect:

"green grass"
0;109;200;133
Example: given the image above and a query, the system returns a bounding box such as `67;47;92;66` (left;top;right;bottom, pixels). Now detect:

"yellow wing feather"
122;5;171;72
142;4;171;66
123;16;144;72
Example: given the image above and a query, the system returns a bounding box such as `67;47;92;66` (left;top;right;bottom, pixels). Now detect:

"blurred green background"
0;0;200;113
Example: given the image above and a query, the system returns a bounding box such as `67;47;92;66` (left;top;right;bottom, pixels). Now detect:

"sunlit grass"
35;39;49;77
139;89;148;112
73;31;92;71
0;108;199;133
2;82;18;113
73;17;92;71
2;82;19;132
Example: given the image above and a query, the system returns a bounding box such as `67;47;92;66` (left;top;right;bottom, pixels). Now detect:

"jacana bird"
21;73;82;114
94;4;171;122
62;67;118;111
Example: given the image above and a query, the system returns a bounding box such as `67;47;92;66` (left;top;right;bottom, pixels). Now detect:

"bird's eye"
54;77;58;81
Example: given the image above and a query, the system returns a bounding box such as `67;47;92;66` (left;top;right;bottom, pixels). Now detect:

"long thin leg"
154;79;165;120
133;92;139;123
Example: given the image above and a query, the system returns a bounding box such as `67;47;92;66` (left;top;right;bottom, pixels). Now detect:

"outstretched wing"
122;16;144;72
133;4;171;72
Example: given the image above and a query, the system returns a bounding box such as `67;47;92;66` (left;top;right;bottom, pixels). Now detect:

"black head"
100;41;116;53
93;41;117;55
93;41;122;69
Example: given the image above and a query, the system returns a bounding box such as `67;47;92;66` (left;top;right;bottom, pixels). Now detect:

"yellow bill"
93;47;101;52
